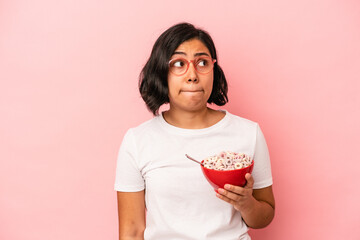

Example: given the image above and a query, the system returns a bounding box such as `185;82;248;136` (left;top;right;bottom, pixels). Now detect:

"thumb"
244;173;254;189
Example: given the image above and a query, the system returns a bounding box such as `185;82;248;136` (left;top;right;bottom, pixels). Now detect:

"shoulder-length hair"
139;22;228;115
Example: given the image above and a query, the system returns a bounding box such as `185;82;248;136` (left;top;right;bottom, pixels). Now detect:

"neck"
162;107;223;129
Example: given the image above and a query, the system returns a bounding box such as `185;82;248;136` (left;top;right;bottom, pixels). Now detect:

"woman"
115;22;275;240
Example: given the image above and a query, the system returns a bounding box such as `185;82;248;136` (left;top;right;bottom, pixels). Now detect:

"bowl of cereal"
200;151;254;190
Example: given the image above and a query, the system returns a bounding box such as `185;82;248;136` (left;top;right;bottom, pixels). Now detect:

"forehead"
173;38;211;55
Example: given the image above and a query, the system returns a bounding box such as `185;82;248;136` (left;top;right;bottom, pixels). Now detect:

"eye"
197;58;209;67
171;59;186;68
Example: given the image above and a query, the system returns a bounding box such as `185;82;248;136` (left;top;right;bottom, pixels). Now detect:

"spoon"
185;154;204;166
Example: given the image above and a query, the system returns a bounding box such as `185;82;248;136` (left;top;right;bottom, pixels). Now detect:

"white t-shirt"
114;110;273;240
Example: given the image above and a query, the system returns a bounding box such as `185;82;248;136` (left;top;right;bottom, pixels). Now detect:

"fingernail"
218;188;225;194
224;184;231;190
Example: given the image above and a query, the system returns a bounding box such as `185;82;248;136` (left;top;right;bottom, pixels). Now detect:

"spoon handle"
185;154;204;166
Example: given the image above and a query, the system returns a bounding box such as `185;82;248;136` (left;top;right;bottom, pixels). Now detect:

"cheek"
205;75;214;91
167;76;178;96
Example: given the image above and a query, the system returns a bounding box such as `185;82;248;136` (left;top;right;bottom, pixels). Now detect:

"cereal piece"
225;158;233;166
204;159;212;165
204;164;213;169
234;162;243;169
217;166;225;171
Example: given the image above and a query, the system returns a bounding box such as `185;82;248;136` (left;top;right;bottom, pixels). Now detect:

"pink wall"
1;0;359;239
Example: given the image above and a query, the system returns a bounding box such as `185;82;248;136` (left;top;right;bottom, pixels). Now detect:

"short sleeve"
252;124;273;189
114;129;145;192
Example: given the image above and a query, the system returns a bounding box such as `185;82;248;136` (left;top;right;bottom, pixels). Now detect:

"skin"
117;38;275;239
163;38;224;129
117;191;145;240
216;174;275;228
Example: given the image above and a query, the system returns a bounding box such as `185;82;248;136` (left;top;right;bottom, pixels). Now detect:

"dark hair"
139;22;228;115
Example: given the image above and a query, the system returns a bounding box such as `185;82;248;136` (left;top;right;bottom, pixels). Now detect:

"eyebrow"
172;51;210;57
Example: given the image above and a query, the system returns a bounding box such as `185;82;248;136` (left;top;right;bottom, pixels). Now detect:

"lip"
180;90;204;93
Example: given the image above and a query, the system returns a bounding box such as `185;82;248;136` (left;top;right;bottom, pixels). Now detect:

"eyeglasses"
168;56;216;76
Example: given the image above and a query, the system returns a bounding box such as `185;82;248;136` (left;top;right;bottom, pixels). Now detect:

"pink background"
1;0;360;239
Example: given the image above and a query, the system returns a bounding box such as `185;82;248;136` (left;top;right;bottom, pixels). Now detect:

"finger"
217;188;242;201
216;191;238;205
224;184;247;196
244;173;254;189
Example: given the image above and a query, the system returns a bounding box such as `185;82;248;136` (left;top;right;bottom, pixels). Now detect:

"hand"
216;173;255;212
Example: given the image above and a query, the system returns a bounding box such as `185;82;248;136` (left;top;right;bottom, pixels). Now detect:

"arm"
117;190;146;240
216;173;275;228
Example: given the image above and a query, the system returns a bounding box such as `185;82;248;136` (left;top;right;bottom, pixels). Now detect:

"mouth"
180;90;204;93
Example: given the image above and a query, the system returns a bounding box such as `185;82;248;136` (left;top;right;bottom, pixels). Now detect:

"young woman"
115;22;275;240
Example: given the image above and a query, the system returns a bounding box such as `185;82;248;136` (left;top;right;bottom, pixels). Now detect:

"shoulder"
126;116;162;138
225;110;259;130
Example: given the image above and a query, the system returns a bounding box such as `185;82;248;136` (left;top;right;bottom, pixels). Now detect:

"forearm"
240;196;275;229
118;220;145;240
119;235;144;240
117;191;146;240
119;226;144;240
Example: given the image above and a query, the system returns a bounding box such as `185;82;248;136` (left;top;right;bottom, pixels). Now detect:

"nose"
187;61;198;83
